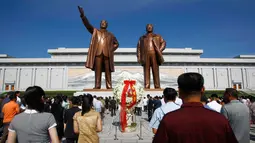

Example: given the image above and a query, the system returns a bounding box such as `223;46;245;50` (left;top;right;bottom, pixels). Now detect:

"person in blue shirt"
153;96;162;112
149;88;180;134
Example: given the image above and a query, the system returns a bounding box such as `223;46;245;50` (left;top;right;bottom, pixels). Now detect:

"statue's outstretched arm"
78;6;94;34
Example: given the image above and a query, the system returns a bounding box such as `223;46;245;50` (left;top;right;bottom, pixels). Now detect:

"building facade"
0;47;255;92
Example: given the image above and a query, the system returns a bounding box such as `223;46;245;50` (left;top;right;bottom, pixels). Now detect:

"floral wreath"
113;75;144;132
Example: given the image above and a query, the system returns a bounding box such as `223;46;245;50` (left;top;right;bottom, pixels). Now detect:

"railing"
99;111;154;142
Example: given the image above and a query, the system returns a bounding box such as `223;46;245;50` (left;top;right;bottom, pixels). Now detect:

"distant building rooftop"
0;54;14;58
47;47;204;55
234;55;255;59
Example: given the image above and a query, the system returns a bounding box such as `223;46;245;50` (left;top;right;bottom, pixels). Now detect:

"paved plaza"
250;125;255;143
97;110;255;143
98;110;153;143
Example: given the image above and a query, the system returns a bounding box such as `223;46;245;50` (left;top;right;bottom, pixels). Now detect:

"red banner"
120;80;137;132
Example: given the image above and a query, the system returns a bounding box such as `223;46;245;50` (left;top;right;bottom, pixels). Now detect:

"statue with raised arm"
78;6;119;89
137;24;166;89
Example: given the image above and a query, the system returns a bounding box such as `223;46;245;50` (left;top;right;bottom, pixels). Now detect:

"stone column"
47;67;52;90
32;67;36;86
213;67;217;89
241;67;247;89
0;68;5;91
16;68;21;90
227;67;232;88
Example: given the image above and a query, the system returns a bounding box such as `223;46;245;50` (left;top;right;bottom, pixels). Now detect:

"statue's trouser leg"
144;55;151;89
94;55;103;89
150;53;160;88
104;56;112;89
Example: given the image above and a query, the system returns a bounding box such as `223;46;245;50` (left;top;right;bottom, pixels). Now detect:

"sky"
0;0;255;58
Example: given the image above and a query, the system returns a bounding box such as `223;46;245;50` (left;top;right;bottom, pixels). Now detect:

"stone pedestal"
74;88;164;97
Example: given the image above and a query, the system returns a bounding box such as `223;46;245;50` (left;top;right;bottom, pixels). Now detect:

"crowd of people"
151;73;250;143
0;88;117;143
0;72;253;143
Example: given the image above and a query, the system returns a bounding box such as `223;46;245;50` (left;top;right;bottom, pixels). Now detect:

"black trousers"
66;138;78;143
0;123;10;143
148;109;153;122
137;107;142;116
111;107;116;116
144;105;147;112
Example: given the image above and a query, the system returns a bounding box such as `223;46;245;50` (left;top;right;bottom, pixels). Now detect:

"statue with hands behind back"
137;24;166;89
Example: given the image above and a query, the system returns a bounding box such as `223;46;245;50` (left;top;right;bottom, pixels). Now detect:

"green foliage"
129;123;137;128
19;91;76;98
0;92;8;98
204;91;225;97
204;90;255;98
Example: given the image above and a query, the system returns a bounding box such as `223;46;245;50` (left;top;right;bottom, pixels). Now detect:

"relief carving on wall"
67;68;183;89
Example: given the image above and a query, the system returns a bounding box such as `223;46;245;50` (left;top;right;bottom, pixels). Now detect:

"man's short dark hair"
211;94;218;98
7;91;14;96
178;72;204;94
71;97;80;105
9;92;16;100
14;91;20;96
163;88;177;101
201;95;208;103
225;88;238;98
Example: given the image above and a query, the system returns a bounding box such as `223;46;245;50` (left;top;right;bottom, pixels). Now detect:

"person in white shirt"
207;94;222;112
15;91;21;106
143;97;148;112
93;95;98;109
95;98;103;113
161;95;165;106
149;88;181;134
137;100;143;116
175;96;183;106
241;96;251;107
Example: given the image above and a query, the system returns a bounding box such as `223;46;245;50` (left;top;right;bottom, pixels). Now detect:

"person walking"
73;95;102;143
221;88;250;143
51;95;65;142
64;97;81;143
149;88;180;134
7;86;59;143
147;95;153;122
143;97;148;112
110;97;117;117
1;92;19;143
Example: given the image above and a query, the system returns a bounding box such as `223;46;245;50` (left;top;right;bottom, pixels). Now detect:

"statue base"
73;88;164;97
83;88;113;92
121;123;137;133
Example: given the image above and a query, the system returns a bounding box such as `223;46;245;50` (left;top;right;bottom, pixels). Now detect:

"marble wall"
0;66;254;91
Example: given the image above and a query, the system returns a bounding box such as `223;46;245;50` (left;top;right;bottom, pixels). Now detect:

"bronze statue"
78;6;119;89
137;24;166;89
